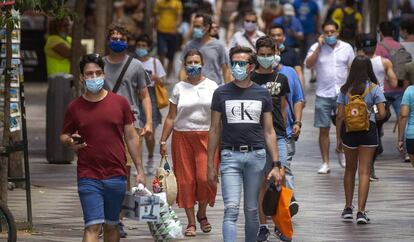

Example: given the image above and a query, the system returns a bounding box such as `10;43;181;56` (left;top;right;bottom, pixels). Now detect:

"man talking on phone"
60;54;145;242
305;20;354;174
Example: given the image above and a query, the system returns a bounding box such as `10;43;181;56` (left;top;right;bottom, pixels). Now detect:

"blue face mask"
325;36;337;45
231;64;248;81
192;27;204;39
108;40;127;53
84;77;104;93
278;43;285;51
185;64;202;77
135;48;148;57
257;56;275;69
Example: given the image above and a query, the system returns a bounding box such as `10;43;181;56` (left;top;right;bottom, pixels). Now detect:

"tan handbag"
153;58;169;109
155;156;177;206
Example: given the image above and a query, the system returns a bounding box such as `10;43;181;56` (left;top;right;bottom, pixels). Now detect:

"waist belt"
221;145;264;152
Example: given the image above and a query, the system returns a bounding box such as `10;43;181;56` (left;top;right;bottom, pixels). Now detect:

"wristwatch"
294;120;302;128
159;141;167;145
273;161;282;168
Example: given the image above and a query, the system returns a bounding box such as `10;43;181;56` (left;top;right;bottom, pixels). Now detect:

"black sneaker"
341;207;353;221
289;197;299;218
356;211;370;224
118;221;128;238
256;226;270;242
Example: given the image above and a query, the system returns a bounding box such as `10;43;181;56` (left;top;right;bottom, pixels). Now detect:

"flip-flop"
184;224;196;237
197;216;212;233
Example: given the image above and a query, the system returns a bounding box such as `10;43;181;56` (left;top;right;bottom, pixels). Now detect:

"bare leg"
83;224;101;242
145;129;156;160
185;206;196;226
319;127;331;164
103;224;120;242
357;147;376;212
197;201;208;219
343;147;358;208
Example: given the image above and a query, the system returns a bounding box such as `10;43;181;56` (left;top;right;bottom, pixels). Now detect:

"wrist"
159;140;167;145
272;161;282;169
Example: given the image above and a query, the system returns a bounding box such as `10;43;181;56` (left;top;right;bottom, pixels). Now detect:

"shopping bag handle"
158;155;172;170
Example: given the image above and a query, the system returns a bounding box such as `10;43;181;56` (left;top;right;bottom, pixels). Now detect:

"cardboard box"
122;193;160;221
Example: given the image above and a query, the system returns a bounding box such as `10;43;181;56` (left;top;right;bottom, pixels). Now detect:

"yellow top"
154;0;183;34
332;7;362;31
44;35;72;76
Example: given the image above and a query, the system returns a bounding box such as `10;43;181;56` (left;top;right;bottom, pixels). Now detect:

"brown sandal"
184;224;196;237
197;216;212;233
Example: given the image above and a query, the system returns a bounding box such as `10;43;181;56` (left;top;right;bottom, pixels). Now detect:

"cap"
361;35;377;53
283;3;295;16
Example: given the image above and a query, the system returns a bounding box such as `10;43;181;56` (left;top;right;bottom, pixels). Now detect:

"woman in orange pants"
160;49;219;237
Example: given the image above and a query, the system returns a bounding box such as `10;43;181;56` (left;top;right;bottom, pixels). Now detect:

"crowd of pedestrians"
54;0;414;241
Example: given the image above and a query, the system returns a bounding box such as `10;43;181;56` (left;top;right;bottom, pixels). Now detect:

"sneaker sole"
356;218;370;224
341;215;353;221
317;169;330;174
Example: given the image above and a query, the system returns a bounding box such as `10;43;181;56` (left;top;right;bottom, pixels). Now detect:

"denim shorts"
157;32;178;60
264;136;288;173
78;176;127;227
314;95;337;128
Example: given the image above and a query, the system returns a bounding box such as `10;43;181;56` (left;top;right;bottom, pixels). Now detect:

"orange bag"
271;186;293;241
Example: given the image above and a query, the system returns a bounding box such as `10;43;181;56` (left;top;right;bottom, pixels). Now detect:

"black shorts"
341;121;378;149
406;139;414;155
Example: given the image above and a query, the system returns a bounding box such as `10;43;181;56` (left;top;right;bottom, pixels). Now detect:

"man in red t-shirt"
60;54;145;242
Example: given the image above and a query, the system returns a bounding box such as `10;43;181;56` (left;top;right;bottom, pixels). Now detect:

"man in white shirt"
305;20;355;174
228;11;265;50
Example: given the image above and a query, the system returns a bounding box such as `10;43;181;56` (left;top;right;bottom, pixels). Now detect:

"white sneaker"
317;163;330;174
337;152;346;168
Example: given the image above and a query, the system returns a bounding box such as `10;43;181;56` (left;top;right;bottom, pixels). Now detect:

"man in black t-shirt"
269;23;305;88
207;46;284;242
251;36;290;242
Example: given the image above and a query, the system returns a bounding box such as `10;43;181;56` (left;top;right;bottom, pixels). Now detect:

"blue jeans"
78;176;127;227
285;138;296;190
220;148;266;242
264;136;288;173
385;92;403;117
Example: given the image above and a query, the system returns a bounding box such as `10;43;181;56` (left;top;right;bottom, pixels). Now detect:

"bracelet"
159;141;167;145
273;161;282;168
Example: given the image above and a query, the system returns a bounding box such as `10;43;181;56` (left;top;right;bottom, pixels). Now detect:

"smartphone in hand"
72;136;85;144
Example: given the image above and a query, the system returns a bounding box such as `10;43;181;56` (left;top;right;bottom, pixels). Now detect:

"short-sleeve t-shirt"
140;57;166;87
44;35;72;76
271;16;304;47
280;47;301;68
337;82;386;123
401;86;414;139
293;0;320;35
103;55;149;128
211;82;273;147
182;39;229;85
170;78;218;131
251;71;290;137
154;0;183;33
61;92;135;180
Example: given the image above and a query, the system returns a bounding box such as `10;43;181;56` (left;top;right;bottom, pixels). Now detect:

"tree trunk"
70;0;87;97
0;7;13;204
95;0;108;55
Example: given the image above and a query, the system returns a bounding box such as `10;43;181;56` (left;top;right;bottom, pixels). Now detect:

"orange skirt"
171;130;219;208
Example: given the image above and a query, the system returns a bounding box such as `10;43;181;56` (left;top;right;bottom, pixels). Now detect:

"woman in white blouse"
159;50;219;237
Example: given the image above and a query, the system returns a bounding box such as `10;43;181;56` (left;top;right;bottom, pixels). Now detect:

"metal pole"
19;80;32;228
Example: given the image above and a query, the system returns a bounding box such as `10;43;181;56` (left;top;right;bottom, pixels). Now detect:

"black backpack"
340;8;357;42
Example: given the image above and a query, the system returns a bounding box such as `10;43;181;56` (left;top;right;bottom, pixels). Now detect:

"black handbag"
262;181;281;216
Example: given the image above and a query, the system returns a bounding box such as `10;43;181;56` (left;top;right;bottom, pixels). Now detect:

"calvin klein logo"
225;100;262;124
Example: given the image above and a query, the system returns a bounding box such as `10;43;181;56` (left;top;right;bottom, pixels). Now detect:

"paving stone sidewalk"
8;82;414;242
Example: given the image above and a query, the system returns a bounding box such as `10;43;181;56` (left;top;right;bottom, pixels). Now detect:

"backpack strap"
346;83;376;99
112;55;133;93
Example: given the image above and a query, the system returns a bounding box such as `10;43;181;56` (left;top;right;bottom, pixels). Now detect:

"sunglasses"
231;61;250;67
